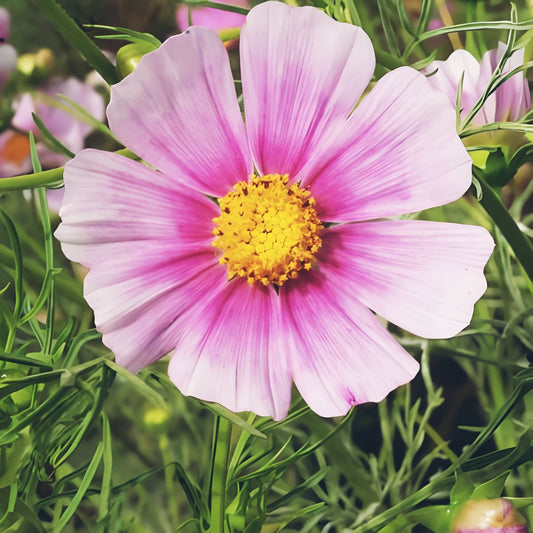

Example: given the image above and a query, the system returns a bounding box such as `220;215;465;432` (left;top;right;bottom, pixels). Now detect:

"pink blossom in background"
0;7;17;91
1;77;104;178
426;43;530;125
176;0;247;33
0;7;10;41
56;2;494;420
11;77;105;170
451;498;529;533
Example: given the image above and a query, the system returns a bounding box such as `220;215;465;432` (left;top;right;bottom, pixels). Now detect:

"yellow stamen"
212;173;323;286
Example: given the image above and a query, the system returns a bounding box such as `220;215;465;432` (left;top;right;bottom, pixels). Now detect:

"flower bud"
451;498;529;533
116;41;158;79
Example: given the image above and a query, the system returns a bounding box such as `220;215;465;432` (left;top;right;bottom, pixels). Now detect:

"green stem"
0;167;63;192
472;170;533;282
37;187;55;354
209;416;232;533
375;50;407;71
0;244;83;303
415;414;459;463
159;437;180;527
0;149;136;193
30;132;55;354
31;0;118;86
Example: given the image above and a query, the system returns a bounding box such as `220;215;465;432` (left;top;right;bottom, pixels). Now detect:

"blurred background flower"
176;0;247;32
451;498;529;533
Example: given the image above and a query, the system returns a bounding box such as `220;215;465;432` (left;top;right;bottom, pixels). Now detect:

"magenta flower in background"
0;7;17;91
176;0;247;34
1;76;105;211
11;77;105;171
0;6;10;41
426;43;530;125
56;2;494;420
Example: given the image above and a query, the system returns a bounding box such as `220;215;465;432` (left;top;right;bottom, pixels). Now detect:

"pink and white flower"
56;3;494;420
426;44;530;125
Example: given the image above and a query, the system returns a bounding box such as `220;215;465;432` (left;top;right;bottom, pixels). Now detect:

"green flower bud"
116;41;158;79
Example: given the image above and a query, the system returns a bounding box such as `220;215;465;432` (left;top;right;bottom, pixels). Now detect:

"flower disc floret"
212;173;323;286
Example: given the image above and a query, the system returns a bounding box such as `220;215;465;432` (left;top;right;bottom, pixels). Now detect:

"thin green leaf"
17;268;61;325
0;211;23;323
180;0;248;15
377;0;400;56
404;19;533;58
0;350;53;370
53;441;104;532
415;0;433;36
31;112;75;158
267;467;331;511
56;94;118;141
98;414;113;524
201;401;266;439
31;0;118;85
88;24;161;47
0;148;136;192
62;329;102;369
104;359;166;407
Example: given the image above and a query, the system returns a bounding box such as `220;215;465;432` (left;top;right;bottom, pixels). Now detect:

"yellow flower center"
212;173;323;286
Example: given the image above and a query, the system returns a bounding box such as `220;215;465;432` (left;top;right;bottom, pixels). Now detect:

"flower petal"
168;280;292;420
481;43;530;122
281;271;419;418
241;1;374;179
55;149;221;370
41;77;106;152
56;149;218;264
301;67;472;222
176;0;248;32
425;49;494;123
108;28;250;198
86;244;221;371
318;221;493;339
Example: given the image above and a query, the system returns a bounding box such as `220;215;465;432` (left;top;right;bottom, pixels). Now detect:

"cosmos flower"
55;2;494;420
426;43;530;126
